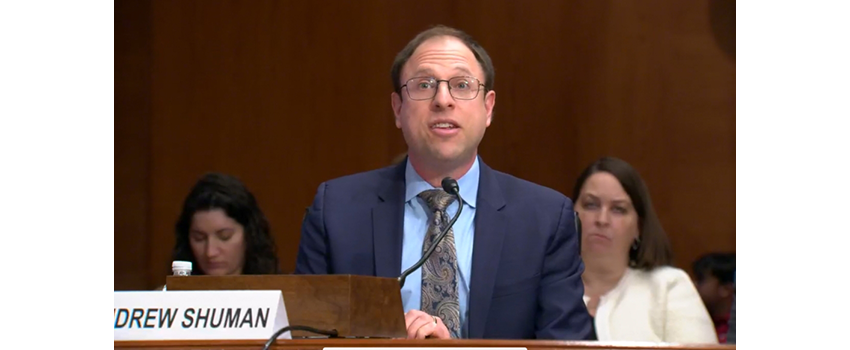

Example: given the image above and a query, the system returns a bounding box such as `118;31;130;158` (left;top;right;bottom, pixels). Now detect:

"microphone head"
441;177;460;195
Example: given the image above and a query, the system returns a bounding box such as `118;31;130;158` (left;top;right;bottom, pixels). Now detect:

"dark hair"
172;172;280;275
692;252;736;284
391;25;495;94
572;157;673;270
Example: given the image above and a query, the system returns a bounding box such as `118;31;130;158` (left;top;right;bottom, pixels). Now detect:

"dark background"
115;0;735;290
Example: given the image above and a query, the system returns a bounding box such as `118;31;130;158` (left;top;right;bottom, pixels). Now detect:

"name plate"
114;290;290;341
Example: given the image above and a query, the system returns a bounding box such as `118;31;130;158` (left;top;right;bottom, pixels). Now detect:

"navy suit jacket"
295;159;592;340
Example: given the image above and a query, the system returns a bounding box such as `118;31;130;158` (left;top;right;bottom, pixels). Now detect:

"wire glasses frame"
400;76;486;100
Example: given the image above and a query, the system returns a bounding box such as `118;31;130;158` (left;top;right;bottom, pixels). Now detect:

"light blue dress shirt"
400;156;479;338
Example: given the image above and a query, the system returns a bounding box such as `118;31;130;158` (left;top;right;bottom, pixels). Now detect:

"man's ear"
391;92;403;128
484;89;495;127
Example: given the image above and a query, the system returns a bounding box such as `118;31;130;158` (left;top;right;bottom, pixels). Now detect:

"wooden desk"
115;339;735;350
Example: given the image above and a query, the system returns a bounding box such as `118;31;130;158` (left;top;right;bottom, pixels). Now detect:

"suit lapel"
468;161;507;338
372;162;406;278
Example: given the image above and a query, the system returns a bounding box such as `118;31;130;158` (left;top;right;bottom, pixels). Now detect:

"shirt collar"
404;156;479;208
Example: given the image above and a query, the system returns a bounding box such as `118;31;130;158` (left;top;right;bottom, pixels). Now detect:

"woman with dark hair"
171;172;281;276
573;157;716;343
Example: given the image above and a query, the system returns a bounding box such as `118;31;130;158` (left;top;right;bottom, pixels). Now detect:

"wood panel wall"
115;0;735;290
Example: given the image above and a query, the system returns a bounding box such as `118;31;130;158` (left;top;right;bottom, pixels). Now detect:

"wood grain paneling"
115;0;735;290
115;0;152;290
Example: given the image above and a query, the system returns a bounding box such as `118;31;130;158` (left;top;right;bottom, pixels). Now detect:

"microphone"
398;177;463;288
265;180;463;344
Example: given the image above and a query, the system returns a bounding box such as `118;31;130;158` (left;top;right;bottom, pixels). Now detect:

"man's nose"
431;81;455;110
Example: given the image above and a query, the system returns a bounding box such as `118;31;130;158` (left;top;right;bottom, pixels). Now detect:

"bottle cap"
172;260;192;271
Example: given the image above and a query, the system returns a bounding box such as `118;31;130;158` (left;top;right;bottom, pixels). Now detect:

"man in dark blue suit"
295;25;591;340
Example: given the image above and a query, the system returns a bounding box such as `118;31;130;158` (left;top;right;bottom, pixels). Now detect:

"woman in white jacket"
572;157;718;344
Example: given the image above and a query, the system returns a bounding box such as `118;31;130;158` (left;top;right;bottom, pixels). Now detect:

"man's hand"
404;309;451;339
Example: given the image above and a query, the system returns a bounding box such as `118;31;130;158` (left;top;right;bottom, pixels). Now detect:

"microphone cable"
262;325;339;350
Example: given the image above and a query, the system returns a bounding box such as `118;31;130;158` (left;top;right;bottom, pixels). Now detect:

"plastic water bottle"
164;261;192;291
172;260;192;276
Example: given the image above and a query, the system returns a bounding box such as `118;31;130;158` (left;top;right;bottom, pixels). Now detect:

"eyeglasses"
400;76;485;101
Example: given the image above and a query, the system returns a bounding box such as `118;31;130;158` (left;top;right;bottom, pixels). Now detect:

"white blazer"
585;266;719;344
